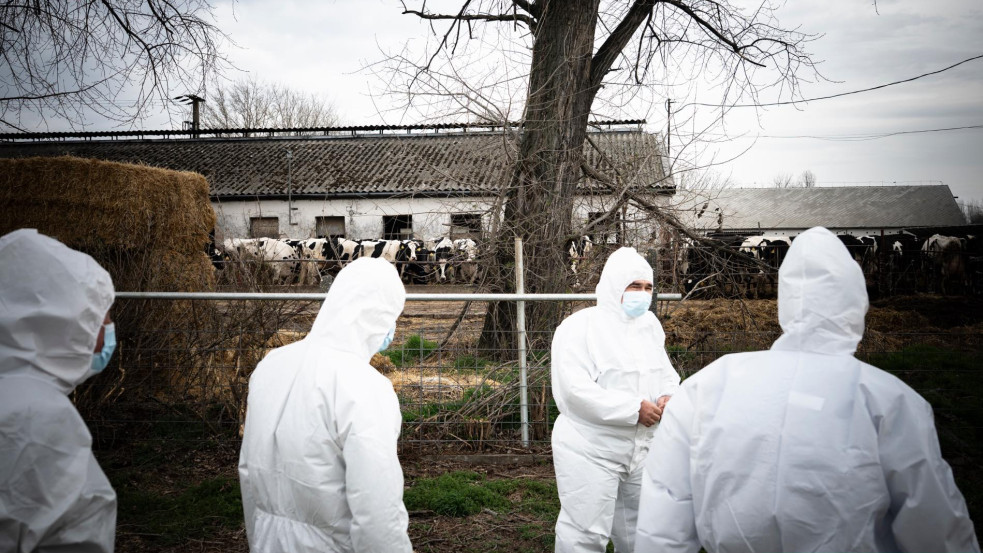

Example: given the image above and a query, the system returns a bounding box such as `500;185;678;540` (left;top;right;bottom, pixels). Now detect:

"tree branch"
402;8;535;29
662;0;767;67
589;0;659;92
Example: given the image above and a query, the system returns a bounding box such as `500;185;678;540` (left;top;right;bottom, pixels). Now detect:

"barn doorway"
450;213;482;240
383;215;413;240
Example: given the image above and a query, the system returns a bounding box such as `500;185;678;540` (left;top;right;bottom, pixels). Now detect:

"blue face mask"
621;291;652;318
379;325;396;352
91;323;116;374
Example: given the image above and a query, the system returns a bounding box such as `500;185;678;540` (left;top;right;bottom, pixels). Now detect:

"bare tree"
800;169;817;188
0;0;230;131
960;199;983;224
773;172;795;188
397;0;820;351
201;77;340;129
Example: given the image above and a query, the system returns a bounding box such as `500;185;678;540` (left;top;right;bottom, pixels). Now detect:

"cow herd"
208;229;980;296
676;230;982;297
211;236;480;286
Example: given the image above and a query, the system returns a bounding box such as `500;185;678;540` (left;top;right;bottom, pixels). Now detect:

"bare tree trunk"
479;0;601;355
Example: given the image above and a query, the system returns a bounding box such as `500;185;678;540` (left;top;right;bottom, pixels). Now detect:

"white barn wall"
213;194;667;246
213;197;494;242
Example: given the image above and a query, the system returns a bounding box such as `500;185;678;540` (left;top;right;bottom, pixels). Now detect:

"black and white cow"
223;238;308;285
431;237;455;282
566;235;594;274
454;238;479;284
883;231;921;293
739;235;792;267
429;237;479;283
401;243;435;284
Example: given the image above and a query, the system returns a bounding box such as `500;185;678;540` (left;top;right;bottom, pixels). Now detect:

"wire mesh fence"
76;295;982;463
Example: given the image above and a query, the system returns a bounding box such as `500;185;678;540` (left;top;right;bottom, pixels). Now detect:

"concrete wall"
212;194;667;246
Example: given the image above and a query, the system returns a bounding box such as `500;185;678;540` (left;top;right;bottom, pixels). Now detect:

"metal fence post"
515;237;530;447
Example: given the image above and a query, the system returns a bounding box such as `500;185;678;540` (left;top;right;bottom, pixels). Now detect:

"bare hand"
638;399;662;427
656;395;671;411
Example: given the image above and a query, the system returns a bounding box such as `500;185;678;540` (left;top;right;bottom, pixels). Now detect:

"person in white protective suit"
635;226;980;553
238;256;413;553
0;229;118;553
552;246;681;553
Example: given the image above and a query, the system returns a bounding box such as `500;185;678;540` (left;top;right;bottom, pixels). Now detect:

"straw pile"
0;155;215;291
1;155;218;415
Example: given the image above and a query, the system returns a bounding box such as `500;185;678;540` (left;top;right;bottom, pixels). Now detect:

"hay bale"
0;155;215;291
1;156;220;416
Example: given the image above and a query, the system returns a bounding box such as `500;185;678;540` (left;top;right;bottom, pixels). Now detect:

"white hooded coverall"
0;229;117;553
238;257;413;553
636;226;980;553
552;247;681;553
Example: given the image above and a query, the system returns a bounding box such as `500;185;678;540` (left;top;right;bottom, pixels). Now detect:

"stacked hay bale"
0;156;217;417
0;155;215;291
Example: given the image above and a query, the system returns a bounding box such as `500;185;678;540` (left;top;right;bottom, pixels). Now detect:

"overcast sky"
37;0;983;204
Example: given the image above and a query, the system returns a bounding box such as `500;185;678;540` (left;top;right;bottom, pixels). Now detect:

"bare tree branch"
0;0;231;131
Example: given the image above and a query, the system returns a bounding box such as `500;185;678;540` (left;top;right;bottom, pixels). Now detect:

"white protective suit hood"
595;247;656;323
0;229;118;553
0;228;114;393
238;256;412;553
309;256;405;361
772;226;867;356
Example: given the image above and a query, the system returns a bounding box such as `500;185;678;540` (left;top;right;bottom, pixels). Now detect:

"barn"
675;185;967;237
0;121;674;245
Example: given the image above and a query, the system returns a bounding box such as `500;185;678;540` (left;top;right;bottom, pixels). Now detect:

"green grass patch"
453;354;493;372
404;471;559;523
385;334;438;367
404;471;511;517
116;476;242;546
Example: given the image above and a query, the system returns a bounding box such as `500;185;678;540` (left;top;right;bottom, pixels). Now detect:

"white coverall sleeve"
876;389;980;553
551;322;644;426
342;389;413;553
635;386;700;553
657;347;681;398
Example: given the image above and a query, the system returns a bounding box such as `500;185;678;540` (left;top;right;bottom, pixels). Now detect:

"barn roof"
675;185;967;231
0;126;672;199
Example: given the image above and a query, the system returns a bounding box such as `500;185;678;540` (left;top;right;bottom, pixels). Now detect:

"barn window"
315;216;346;239
383;215;413;240
450;213;482;239
249;217;279;238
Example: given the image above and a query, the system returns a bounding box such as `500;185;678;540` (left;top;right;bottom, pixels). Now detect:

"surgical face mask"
621;291;652;318
90;323;116;374
379;325;396;352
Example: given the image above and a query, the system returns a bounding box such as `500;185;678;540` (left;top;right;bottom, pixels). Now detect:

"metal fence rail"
79;293;981;460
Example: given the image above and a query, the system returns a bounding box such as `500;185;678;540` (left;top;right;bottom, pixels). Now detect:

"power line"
758;124;983;141
686;53;983;109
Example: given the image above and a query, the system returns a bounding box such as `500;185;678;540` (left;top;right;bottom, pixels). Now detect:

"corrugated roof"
676;185;966;230
0;130;671;198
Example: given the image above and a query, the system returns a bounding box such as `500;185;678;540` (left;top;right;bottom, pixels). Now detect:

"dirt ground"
106;293;983;552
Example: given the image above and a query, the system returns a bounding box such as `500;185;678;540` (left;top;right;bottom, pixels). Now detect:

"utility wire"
686;54;983;109
758;124;983;141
